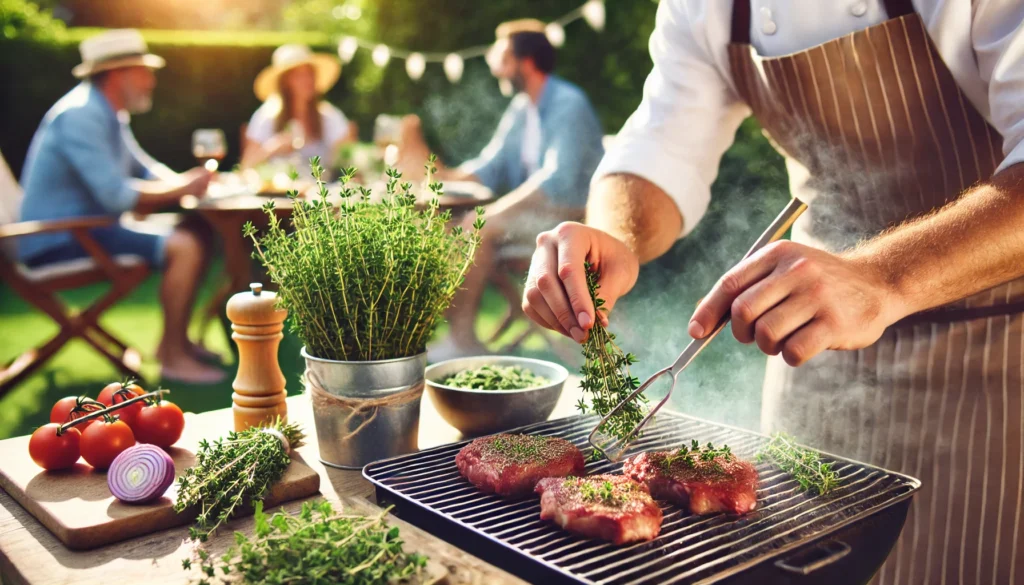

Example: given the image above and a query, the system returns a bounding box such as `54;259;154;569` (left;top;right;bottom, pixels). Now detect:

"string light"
338;36;358;63
406;52;426;81
443;53;464;83
371;44;391;67
336;0;604;82
544;22;566;47
582;0;606;32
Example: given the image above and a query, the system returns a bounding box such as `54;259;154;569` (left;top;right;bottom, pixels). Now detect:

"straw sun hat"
72;29;165;79
253;44;341;102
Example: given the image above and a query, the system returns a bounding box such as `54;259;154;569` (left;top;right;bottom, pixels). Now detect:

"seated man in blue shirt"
19;29;223;384
400;19;605;359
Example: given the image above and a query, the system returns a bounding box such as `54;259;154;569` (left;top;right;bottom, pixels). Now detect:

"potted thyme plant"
245;156;483;468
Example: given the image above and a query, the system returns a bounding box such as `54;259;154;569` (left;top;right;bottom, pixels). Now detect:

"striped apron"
725;0;1024;582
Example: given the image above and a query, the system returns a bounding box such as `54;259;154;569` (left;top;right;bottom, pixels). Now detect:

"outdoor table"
0;378;584;584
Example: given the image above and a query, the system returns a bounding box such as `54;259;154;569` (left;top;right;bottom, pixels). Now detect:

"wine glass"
192;129;227;172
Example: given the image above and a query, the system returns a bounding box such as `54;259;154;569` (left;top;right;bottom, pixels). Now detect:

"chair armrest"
0;217;115;241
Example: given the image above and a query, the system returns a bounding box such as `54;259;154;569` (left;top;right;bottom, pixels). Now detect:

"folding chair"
487;244;578;363
0;151;149;395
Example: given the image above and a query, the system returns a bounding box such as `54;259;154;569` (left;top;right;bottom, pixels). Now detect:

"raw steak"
623;446;758;515
535;475;662;544
456;434;585;497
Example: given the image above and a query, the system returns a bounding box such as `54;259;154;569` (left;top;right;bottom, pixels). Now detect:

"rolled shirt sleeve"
974;0;1024;173
458;99;522;194
592;0;750;237
56;113;139;214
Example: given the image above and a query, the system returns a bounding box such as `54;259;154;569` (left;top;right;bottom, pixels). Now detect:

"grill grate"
364;412;920;584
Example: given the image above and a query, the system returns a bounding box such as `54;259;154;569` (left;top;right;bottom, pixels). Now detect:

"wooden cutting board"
0;413;321;550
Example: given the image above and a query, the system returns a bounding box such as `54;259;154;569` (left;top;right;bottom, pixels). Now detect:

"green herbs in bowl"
442;365;549;391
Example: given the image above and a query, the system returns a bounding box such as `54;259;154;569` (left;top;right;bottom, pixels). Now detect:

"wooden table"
0;378;583;584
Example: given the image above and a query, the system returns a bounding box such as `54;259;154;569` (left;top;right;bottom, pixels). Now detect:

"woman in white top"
242;44;355;169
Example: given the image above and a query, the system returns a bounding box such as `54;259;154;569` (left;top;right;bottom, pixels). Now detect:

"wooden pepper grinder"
226;282;288;431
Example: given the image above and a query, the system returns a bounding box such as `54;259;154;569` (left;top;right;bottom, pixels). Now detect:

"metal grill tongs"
589;197;808;462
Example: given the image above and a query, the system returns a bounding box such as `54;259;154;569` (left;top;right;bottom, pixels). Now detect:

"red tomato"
28;424;81;471
80;419;135;470
98;382;145;428
50;396;101;431
133;401;185;447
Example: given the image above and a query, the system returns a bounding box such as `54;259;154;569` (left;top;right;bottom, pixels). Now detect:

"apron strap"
730;0;916;44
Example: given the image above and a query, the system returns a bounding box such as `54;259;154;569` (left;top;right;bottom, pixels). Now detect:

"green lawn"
0;262;564;440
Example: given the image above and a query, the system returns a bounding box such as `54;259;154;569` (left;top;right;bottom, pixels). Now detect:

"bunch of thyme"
577;262;647;460
245;156;484;361
174;419;305;542
184;500;427;585
442;364;548;390
756;432;839;495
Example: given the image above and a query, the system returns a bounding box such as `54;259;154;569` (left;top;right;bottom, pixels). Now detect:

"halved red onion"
107;444;175;504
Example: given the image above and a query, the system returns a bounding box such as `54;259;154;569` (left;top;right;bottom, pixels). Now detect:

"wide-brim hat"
253;44;341;102
72;29;165;79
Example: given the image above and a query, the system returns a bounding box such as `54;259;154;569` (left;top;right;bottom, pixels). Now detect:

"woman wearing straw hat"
241;44;356;170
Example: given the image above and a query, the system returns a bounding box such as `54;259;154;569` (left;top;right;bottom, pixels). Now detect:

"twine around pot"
305;368;424;442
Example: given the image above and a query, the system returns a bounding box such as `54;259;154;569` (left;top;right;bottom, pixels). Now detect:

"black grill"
363;412;920;584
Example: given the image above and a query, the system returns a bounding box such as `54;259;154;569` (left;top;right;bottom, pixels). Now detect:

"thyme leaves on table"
174;419;305;542
756;432;839;496
441;365;548;390
185;500;427;585
577;263;646;460
245;155;484;362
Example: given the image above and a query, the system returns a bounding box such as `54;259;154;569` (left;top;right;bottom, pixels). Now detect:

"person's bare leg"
446;223;498;352
157;228;225;383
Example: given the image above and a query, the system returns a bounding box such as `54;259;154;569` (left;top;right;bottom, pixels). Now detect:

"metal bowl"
425;356;569;437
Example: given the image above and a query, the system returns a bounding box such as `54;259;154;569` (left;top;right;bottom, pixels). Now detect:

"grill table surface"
364;411;921;585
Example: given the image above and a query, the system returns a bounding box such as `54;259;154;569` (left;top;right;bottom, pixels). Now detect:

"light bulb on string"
443;53;464;83
545;22;565;47
582;0;606;32
372;44;391;67
331;5;344;19
406;52;426;81
338;36;358;63
343;4;361;20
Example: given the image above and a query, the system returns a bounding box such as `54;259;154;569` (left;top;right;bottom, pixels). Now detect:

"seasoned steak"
456;434;585;497
623;444;758;515
535;475;662;544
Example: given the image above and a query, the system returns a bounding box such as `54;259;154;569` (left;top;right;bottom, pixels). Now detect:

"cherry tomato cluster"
29;381;185;472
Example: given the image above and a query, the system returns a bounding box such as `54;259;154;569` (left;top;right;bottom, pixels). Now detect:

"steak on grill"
623;445;758;515
535;475;662;544
456;434;585;497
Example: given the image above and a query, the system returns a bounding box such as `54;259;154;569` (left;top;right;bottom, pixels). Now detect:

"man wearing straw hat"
19;29;225;384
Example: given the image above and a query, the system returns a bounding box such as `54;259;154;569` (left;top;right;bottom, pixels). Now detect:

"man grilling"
522;1;1024;582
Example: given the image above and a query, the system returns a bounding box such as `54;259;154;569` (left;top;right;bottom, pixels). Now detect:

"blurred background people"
18;29;223;384
241;44;357;170
399;19;605;360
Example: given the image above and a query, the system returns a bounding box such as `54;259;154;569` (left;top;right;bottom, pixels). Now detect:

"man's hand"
523;222;640;343
687;241;910;366
179;167;213;198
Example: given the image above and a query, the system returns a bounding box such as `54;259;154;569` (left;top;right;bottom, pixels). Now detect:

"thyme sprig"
184;500;427;585
661;439;734;473
578;263;646;460
245;156;484;361
756;432;839;496
174;419;305;542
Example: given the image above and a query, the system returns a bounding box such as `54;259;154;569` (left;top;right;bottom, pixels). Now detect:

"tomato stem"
58;389;169;435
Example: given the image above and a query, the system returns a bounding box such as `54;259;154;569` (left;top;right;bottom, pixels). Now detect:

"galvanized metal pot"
302;347;426;469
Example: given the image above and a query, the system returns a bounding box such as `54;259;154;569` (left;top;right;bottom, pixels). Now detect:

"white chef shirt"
521;103;542;177
594;0;1024;237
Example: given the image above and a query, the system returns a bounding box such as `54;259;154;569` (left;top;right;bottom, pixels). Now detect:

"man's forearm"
586;173;683;263
848;162;1024;318
129;179;190;214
